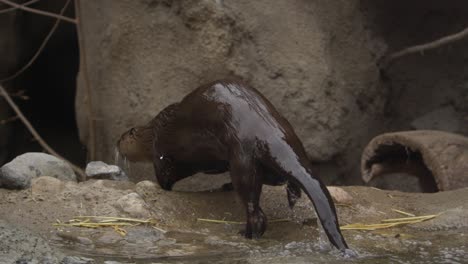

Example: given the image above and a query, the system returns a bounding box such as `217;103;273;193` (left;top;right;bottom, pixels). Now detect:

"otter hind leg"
230;158;267;239
287;181;302;209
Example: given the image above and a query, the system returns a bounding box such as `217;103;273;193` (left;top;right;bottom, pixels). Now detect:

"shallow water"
52;223;468;264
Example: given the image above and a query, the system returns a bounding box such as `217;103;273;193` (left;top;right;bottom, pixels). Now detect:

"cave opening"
2;4;86;168
364;143;438;193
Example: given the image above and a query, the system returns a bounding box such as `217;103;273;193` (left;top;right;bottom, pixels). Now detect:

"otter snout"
116;127;153;163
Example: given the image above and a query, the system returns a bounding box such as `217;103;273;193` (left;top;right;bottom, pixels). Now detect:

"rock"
411;106;463;133
96;230;124;245
0;153;76;190
327;186;353;204
114;192;151;218
0;220;63;264
56;231;94;246
85;161;128;181
60;256;95;264
135;180;160;198
31;176;65;196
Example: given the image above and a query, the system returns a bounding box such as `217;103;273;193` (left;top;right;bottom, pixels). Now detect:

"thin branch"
74;0;96;161
380;26;468;69
0;0;71;83
0;89;29;100
0;84;86;180
0;115;19;125
0;0;40;14
0;0;76;24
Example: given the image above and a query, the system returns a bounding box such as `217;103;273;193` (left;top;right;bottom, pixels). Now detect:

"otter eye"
130;128;136;135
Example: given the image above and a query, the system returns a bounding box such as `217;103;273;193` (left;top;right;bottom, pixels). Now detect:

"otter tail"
289;169;348;251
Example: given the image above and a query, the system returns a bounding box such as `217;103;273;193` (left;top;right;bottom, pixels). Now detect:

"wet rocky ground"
0;176;467;263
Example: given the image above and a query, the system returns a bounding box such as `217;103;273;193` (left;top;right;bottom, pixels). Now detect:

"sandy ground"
0;177;467;263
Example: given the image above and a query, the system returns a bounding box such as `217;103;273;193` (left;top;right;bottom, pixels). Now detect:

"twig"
380;26;468;68
0;115;19;125
0;89;29;100
0;0;76;23
74;0;96;161
0;0;40;14
0;84;86;180
0;0;71;84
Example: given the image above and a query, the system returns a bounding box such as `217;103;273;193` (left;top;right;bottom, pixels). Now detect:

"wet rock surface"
0;178;467;263
0;220;64;264
0;152;76;189
61;256;96;264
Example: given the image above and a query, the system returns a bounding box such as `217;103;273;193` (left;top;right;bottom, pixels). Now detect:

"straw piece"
53;216;165;236
391;209;416;217
113;226;127;236
74;216;155;223
381;215;437;223
340;213;439;230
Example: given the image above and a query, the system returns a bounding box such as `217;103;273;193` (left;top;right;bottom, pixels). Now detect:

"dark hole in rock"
364;143;438;193
2;2;86;168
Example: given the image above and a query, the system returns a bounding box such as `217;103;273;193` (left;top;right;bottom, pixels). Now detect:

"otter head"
117;125;154;163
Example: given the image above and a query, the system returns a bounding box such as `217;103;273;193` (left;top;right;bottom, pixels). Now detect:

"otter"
117;79;349;252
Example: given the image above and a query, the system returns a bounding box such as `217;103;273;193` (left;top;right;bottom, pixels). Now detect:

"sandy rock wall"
76;0;386;183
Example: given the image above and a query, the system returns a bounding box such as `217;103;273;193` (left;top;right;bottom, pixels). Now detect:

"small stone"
85;161;128;181
135;180;159;198
327;186;353;204
83;192;94;201
114;192;151;218
61;256;95;264
31;176;65;196
75;237;93;245
96;231;123;245
56;231;93;246
0;152;76;190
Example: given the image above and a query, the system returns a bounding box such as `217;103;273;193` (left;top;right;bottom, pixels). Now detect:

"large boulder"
0;152;76;189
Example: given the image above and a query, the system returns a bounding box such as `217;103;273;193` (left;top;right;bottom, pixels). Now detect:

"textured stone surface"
0;153;76;189
0;220;63;264
411;106;464;133
85;161;128;181
61;256;95;264
327;186;353;204
114;192;151;218
31;176;66;196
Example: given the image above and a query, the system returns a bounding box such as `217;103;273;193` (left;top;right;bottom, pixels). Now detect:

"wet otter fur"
117;79;350;252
